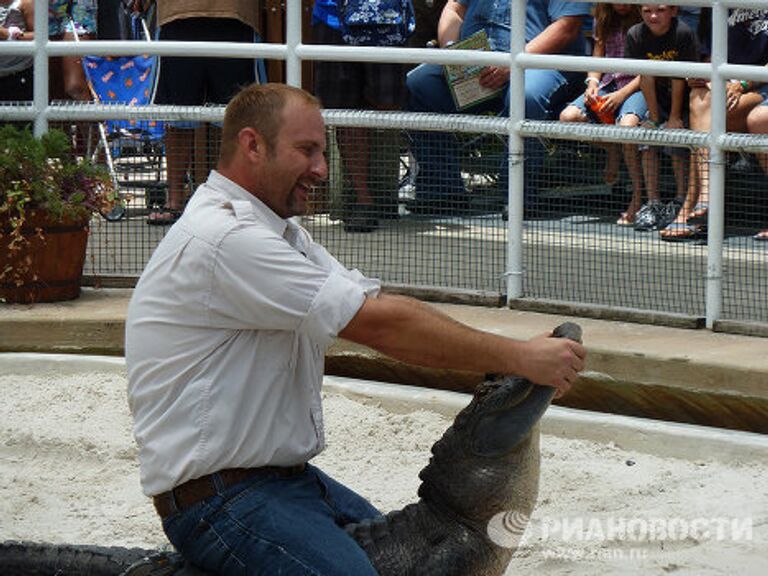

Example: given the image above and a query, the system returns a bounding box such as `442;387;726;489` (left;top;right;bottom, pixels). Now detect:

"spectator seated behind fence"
405;0;591;217
661;7;768;241
148;0;260;226
311;0;408;233
0;0;33;102
624;4;699;233
745;41;768;243
559;3;647;227
125;82;586;575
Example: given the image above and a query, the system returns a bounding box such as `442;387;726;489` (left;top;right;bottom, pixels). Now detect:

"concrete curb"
323;376;768;465
1;288;767;433
2;353;765;465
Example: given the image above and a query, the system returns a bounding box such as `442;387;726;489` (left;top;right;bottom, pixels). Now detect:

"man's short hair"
220;83;321;164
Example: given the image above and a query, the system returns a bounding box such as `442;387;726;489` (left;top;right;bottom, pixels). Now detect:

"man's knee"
406;64;452;112
525;89;550;120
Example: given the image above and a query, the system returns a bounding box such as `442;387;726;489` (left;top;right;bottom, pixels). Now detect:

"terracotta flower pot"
0;210;90;304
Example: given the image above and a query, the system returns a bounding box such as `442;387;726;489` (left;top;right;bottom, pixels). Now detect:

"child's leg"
692;147;710;216
660;150;701;239
559;104;588;123
618;113;644;224
671;152;688;202
559;91;621;184
678;150;700;223
642;147;660;203
559;90;589;123
604;144;621;185
616;94;648;224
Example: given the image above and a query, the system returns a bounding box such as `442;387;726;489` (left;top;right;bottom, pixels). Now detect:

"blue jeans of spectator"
162;464;381;575
406;63;582;203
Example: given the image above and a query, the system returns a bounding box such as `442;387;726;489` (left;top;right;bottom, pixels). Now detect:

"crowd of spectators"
660;7;768;242
1;2;766;241
405;0;591;218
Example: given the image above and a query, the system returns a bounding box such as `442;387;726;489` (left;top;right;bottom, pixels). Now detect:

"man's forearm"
339;293;586;392
340;294;525;374
525;16;583;55
437;1;466;47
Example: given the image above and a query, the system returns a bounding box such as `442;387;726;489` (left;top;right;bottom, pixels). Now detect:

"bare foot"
617;197;642;226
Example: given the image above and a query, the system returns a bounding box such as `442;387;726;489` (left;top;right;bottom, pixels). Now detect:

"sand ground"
0;368;765;575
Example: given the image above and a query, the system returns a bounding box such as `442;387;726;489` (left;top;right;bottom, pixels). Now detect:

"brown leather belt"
153;465;306;520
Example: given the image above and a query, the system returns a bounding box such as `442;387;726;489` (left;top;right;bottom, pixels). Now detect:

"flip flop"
660;222;706;242
688;201;709;224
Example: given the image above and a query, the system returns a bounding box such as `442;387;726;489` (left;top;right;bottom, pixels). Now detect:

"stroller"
75;1;163;221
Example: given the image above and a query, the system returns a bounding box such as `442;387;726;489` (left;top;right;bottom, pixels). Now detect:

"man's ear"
237;127;266;162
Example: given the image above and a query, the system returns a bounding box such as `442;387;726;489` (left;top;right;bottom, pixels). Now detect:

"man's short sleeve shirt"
458;0;590;55
125;171;379;496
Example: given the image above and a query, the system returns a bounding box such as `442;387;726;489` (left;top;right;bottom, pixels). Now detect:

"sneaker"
657;198;684;230
633;200;663;232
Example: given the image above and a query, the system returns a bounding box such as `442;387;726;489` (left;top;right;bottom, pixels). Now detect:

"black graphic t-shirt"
727;9;768;66
625;18;700;114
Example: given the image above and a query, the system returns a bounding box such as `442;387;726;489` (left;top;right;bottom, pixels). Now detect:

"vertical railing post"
32;0;49;136
706;1;728;328
505;0;527;301
285;0;302;86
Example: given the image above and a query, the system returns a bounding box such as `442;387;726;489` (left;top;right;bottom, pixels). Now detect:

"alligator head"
348;322;583;576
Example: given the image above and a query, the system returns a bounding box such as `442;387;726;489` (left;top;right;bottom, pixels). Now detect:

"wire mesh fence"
34;110;765;329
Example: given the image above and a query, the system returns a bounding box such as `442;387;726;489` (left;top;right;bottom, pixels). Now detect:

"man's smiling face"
258;98;328;219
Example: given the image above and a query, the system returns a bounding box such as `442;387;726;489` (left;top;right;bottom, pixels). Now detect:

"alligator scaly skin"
346;322;582;575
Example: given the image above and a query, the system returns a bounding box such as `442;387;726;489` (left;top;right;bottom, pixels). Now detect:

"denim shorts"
567;81;649;123
161;464;381;575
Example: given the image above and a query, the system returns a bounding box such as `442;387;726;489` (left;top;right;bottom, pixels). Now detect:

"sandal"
754;230;768;242
147;206;183;226
660;222;706;242
616;212;634;226
688;201;709;225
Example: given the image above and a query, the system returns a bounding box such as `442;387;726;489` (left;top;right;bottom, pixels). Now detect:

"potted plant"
0;125;116;304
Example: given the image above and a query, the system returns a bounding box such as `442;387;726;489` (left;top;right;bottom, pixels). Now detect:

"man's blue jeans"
406;63;582;202
162;464;381;575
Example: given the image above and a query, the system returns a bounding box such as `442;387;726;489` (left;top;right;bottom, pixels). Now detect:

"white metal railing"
1;0;767;328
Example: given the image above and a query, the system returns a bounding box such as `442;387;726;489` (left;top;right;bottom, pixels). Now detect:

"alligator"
0;322;582;576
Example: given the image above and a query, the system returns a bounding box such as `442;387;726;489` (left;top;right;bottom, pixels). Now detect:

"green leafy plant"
0;125;116;287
